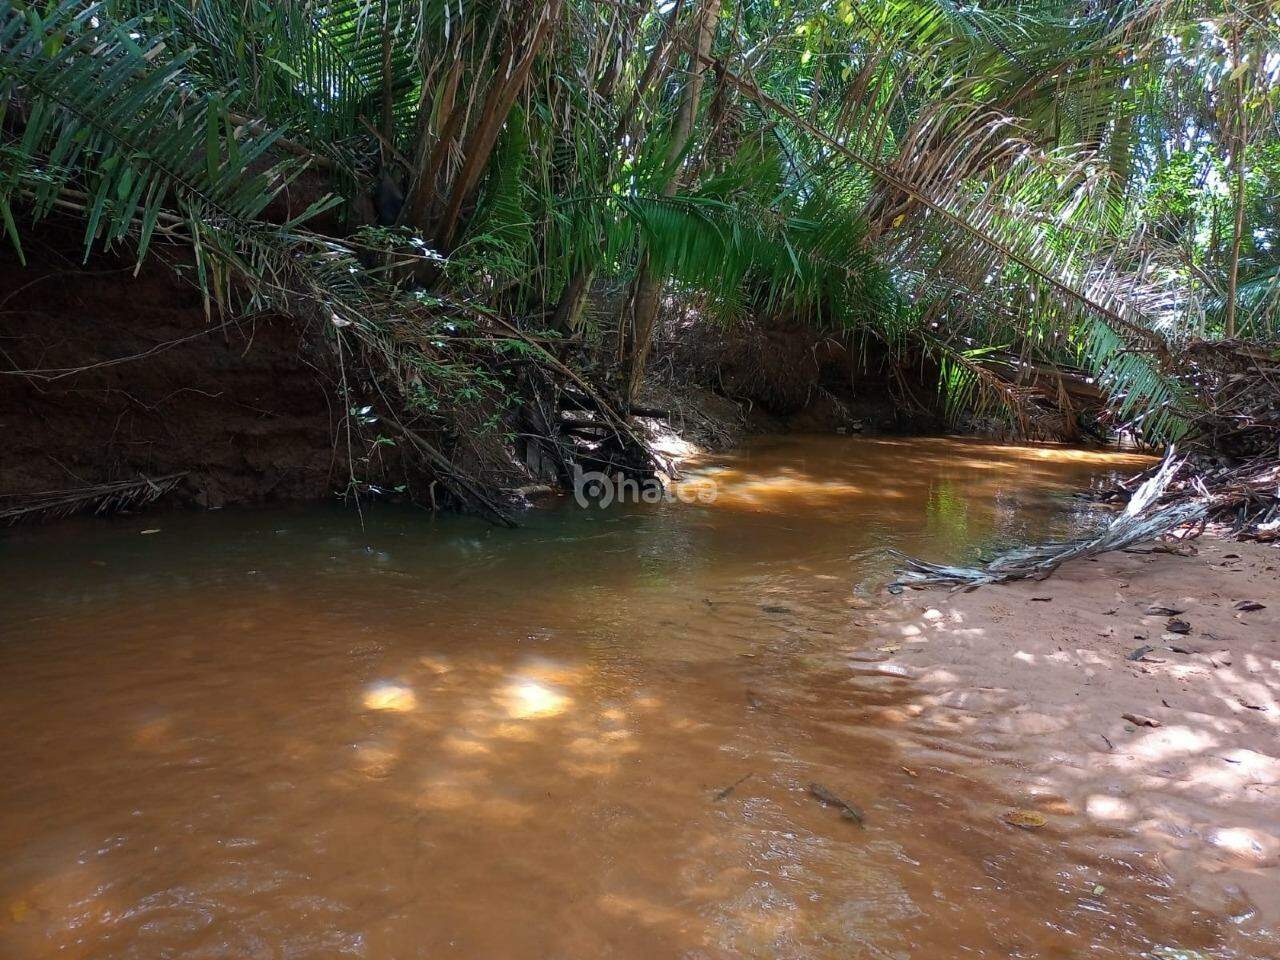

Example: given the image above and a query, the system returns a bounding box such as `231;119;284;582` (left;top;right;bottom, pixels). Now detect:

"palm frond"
0;0;321;263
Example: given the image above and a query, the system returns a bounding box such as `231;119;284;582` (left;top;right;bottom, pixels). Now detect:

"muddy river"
5;435;1245;959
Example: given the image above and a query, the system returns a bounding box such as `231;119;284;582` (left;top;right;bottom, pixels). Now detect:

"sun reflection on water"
501;680;570;719
363;682;418;712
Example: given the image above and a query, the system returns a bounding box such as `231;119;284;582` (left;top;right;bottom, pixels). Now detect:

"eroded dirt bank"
1;225;943;522
0;226;372;514
870;537;1280;937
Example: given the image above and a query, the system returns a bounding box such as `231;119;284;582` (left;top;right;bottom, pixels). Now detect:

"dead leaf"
1145;604;1186;616
1122;712;1161;728
1001;809;1047;829
1166;619;1191;634
1235;600;1265;612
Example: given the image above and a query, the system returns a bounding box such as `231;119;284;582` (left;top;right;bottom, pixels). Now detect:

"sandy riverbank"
870;537;1280;944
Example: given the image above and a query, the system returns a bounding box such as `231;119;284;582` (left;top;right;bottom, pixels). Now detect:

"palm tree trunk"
379;1;396;151
550;0;685;336
434;0;564;251
620;0;720;406
405;56;466;230
551;268;593;333
1224;23;1249;340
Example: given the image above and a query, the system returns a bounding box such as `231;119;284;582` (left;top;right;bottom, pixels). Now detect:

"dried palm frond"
0;473;187;524
890;452;1201;588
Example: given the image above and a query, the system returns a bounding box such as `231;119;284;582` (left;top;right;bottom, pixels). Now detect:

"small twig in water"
712;772;752;802
808;782;865;827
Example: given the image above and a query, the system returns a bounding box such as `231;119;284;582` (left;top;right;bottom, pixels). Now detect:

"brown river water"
2;435;1250;959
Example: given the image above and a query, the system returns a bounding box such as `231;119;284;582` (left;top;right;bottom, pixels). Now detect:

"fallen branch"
381;411;517;528
0;473;187;523
712;772;752;802
890;452;1205;588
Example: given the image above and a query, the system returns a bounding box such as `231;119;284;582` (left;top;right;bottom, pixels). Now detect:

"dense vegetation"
2;0;1278;514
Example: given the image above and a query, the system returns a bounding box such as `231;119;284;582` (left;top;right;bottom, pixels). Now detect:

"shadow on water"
5;435;1250;958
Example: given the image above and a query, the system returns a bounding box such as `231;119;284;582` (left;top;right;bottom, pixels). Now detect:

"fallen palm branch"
891;453;1280;590
892;336;1280;588
0;473;187;524
890;453;1205;589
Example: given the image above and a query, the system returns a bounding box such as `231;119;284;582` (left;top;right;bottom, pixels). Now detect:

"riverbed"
6;435;1260;959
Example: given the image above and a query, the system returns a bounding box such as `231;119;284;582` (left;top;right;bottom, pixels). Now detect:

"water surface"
5;436;1237;959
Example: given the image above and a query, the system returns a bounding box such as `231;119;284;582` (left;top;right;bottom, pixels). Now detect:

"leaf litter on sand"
1000;810;1047;829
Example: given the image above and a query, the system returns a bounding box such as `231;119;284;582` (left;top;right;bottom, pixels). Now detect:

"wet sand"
875;536;1280;942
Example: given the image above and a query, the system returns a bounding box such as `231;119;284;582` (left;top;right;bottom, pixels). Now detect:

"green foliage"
3;0;1278;453
450;109;537;293
0;0;309;263
1145;152;1201;232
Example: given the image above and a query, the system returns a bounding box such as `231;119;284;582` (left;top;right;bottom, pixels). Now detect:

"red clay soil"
0;225;377;515
868;538;1280;950
660;312;946;436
